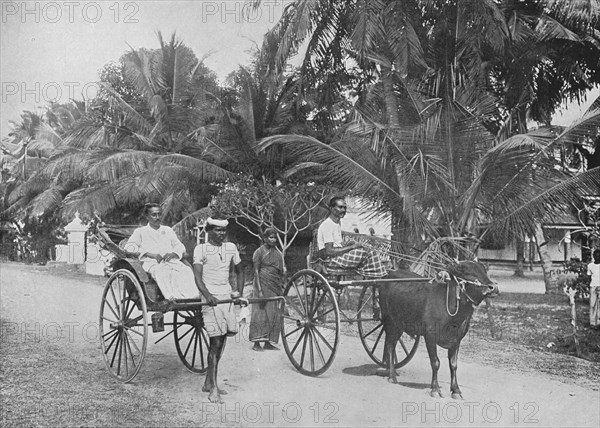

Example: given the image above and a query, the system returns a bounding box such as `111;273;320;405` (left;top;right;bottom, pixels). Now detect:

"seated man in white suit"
126;203;199;300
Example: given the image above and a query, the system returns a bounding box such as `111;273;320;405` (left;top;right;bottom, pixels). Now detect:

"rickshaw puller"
193;217;245;403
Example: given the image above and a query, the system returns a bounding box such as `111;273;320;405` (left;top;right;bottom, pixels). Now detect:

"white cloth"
147;261;199;299
126;224;199;299
202;294;239;337
206;217;229;227
193;242;241;295
317;217;343;250
587;262;600;288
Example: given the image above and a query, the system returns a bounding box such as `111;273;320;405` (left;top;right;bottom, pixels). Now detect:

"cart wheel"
99;269;148;382
173;309;211;373
357;285;419;368
281;269;340;376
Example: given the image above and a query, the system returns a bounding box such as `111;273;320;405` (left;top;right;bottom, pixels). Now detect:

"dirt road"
1;262;598;427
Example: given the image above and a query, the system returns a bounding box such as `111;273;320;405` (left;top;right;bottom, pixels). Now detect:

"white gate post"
63;212;87;264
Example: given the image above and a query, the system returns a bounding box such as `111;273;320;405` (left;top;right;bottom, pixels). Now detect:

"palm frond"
123;46;164;100
172;206;212;237
485;166;600;237
259;134;436;236
154;154;234;182
61;185;118;221
99;82;153;137
481;109;600;206
29;185;66;217
86;150;158;182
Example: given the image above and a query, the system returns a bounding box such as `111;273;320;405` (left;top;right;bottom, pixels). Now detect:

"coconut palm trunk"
514;234;525;277
534;224;558;294
382;71;400;129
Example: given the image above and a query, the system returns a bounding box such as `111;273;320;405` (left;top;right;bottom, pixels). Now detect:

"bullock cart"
91;219;434;381
280;233;431;377
89;220;283;383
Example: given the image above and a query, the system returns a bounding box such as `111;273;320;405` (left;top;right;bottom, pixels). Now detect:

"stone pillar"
63;212;87;264
564;231;572;261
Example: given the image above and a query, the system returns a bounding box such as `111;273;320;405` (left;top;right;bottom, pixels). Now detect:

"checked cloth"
327;247;387;278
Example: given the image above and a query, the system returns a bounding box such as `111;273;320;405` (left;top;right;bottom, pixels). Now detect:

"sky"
1;0;598;138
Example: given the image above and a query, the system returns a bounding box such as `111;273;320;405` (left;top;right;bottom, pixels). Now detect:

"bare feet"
252;343;263;352
263;342;279;351
208;390;223;403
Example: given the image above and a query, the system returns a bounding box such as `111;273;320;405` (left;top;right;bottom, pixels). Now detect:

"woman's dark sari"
249;244;284;343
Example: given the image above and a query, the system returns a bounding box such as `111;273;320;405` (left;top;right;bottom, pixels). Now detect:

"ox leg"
448;344;463;399
384;330;400;383
425;336;442;398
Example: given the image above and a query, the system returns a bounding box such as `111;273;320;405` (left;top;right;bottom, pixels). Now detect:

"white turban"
206;217;229;227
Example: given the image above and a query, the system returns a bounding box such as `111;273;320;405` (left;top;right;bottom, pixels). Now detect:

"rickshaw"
91;219;283;383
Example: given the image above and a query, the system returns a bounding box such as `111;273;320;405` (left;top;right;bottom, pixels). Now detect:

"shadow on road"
342;365;429;390
342;363;380;376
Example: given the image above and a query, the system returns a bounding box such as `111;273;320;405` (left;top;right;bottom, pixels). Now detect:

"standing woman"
250;228;286;351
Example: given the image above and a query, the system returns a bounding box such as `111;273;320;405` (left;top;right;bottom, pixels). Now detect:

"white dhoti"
147;260;199;299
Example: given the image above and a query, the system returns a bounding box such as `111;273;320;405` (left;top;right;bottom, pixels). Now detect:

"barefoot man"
193;217;245;403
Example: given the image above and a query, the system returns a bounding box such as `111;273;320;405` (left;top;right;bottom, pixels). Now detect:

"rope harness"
445;274;483;317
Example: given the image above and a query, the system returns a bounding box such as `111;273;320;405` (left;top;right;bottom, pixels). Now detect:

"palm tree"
257;0;510;243
258;0;600;282
2;107;70;217
462;99;600;292
7;33;233;224
8;31;317;227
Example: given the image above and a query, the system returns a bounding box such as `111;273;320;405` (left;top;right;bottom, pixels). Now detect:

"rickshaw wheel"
99;269;148;382
281;269;340;376
357;285;419;368
173;309;211;373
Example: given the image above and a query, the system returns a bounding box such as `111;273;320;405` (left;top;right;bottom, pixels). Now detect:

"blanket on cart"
327;247;387;278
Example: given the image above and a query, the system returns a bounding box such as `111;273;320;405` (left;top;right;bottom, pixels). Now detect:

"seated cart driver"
126;203;199;300
317;196;387;278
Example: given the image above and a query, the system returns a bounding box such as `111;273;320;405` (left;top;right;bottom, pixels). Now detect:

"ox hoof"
429;389;443;398
451;392;464;400
387;377;398;384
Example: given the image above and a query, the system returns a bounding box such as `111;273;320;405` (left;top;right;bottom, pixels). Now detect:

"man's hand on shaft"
205;294;219;306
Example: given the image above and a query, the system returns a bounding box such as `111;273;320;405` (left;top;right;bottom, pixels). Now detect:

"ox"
379;261;499;399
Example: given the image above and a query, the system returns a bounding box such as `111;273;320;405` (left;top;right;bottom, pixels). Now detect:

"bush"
562;258;591;300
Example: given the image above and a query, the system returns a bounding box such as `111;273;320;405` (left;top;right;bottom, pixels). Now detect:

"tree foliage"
210;175;332;257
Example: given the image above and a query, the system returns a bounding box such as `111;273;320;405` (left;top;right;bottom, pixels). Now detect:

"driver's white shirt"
317;217;343;251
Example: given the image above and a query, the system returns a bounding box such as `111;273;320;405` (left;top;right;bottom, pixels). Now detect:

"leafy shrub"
562;258;591;300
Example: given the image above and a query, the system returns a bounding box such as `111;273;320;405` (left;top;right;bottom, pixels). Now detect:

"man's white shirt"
317;217;343;251
193;242;241;295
